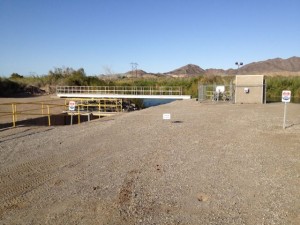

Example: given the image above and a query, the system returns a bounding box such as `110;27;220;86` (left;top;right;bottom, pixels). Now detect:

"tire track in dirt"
0;149;92;216
0;153;64;184
0;127;54;143
0;134;89;185
0;139;131;218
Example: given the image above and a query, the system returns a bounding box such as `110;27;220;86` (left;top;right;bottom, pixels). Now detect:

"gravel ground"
0;99;299;225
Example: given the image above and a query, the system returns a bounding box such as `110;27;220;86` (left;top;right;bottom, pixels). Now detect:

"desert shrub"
0;78;25;96
266;76;300;99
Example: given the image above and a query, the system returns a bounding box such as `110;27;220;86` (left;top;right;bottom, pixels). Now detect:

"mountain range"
124;56;300;77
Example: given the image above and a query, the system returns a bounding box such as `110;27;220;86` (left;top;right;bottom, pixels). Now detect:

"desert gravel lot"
0;98;300;225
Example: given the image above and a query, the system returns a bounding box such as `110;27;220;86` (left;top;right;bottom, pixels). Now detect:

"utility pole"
130;62;138;77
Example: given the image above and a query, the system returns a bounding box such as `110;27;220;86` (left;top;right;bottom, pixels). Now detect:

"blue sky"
1;0;299;76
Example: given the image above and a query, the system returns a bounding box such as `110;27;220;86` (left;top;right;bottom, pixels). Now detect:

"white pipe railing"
56;86;183;96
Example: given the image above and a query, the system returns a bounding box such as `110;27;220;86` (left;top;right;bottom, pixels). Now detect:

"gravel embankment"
0;99;299;225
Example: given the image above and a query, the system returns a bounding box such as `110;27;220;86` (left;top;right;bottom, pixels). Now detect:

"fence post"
11;104;16;127
78;106;80;124
264;82;267;104
47;105;51;126
65;99;67;111
14;104;18;122
230;81;233;103
41;102;44;115
98;101;101;118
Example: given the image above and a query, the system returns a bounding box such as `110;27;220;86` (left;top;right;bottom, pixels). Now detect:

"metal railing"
56;86;183;96
64;98;122;113
198;84;235;103
0;101;65;127
0;98;122;128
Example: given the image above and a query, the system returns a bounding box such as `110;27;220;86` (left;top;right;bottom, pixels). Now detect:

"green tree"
64;68;87;86
10;73;24;79
0;77;25;96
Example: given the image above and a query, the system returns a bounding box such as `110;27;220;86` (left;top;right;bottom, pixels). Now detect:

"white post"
283;102;287;129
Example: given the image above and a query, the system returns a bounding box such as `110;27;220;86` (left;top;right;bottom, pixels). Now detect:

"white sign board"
216;86;225;93
69;101;76;111
282;90;291;103
163;113;171;120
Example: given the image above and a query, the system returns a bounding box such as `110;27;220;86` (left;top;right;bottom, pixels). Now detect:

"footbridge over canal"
56;86;191;100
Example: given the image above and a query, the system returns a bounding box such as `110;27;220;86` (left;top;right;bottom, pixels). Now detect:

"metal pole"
283;102;287;129
78;106;80;124
230;81;233;102
264;82;267;104
98;101;101;118
12;104;16;127
14;104;17;122
47;105;51;126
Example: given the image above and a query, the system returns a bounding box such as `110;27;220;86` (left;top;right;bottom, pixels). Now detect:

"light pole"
235;62;243;74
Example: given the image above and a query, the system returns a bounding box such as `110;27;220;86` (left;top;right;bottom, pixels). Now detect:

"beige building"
235;75;265;104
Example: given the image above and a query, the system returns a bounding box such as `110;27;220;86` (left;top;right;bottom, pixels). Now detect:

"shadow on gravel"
285;122;300;129
171;121;183;124
0;127;54;143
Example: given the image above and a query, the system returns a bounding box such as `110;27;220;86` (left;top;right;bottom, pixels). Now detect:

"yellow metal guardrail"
0;98;122;128
0;101;65;127
62;98;122;124
65;98;122;113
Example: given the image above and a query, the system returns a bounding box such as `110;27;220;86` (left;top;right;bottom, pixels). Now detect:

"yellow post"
11;104;16;127
98;101;101;118
14;104;17;122
78;105;80;124
65;99;67;111
47;105;51;126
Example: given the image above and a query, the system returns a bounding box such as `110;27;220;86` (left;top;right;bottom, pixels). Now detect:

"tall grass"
1;68;300;101
266;76;300;102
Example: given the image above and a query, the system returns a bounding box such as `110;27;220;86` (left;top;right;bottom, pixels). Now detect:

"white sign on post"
282;90;291;103
163;113;171;120
282;90;291;129
69;101;76;111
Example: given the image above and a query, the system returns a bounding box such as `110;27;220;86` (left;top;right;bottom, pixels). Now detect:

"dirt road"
0;99;299;224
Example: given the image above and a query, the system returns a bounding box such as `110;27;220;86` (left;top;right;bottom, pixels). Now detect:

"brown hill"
205;69;227;76
165;64;205;77
125;69;147;77
120;56;300;78
237;56;300;74
166;57;300;77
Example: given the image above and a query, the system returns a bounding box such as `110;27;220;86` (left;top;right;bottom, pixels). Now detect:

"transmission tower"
130;62;138;77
